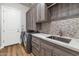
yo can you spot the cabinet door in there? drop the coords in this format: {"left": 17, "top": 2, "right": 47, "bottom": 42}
{"left": 36, "top": 3, "right": 48, "bottom": 22}
{"left": 53, "top": 46, "right": 74, "bottom": 56}
{"left": 50, "top": 4, "right": 58, "bottom": 20}
{"left": 40, "top": 41, "right": 53, "bottom": 56}
{"left": 32, "top": 6, "right": 37, "bottom": 30}
{"left": 26, "top": 5, "right": 37, "bottom": 30}
{"left": 32, "top": 36, "right": 40, "bottom": 45}
{"left": 32, "top": 41, "right": 40, "bottom": 56}
{"left": 40, "top": 46, "right": 52, "bottom": 56}
{"left": 31, "top": 9, "right": 34, "bottom": 30}
{"left": 26, "top": 10, "right": 31, "bottom": 30}
{"left": 69, "top": 4, "right": 79, "bottom": 18}
{"left": 26, "top": 10, "right": 32, "bottom": 30}
{"left": 32, "top": 41, "right": 40, "bottom": 51}
{"left": 32, "top": 46, "right": 40, "bottom": 56}
{"left": 61, "top": 3, "right": 69, "bottom": 19}
{"left": 32, "top": 36, "right": 40, "bottom": 56}
{"left": 37, "top": 4, "right": 41, "bottom": 22}
{"left": 40, "top": 3, "right": 47, "bottom": 21}
{"left": 26, "top": 12, "right": 29, "bottom": 30}
{"left": 51, "top": 4, "right": 69, "bottom": 20}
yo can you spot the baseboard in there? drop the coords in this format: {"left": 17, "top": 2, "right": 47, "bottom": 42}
{"left": 19, "top": 41, "right": 21, "bottom": 44}
{"left": 0, "top": 46, "right": 4, "bottom": 49}
{"left": 0, "top": 41, "right": 21, "bottom": 49}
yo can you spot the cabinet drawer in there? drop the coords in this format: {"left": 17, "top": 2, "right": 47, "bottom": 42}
{"left": 40, "top": 41, "right": 53, "bottom": 56}
{"left": 32, "top": 46, "right": 39, "bottom": 56}
{"left": 32, "top": 41, "right": 40, "bottom": 51}
{"left": 53, "top": 44, "right": 79, "bottom": 56}
{"left": 41, "top": 41, "right": 53, "bottom": 49}
{"left": 40, "top": 47, "right": 52, "bottom": 56}
{"left": 32, "top": 37, "right": 40, "bottom": 44}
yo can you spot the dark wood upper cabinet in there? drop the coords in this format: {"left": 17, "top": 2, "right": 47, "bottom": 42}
{"left": 36, "top": 4, "right": 41, "bottom": 22}
{"left": 50, "top": 3, "right": 79, "bottom": 21}
{"left": 36, "top": 3, "right": 49, "bottom": 23}
{"left": 26, "top": 5, "right": 37, "bottom": 31}
{"left": 69, "top": 4, "right": 79, "bottom": 18}
{"left": 41, "top": 3, "right": 48, "bottom": 21}
{"left": 32, "top": 6, "right": 37, "bottom": 30}
{"left": 50, "top": 4, "right": 70, "bottom": 20}
{"left": 26, "top": 3, "right": 49, "bottom": 30}
{"left": 26, "top": 3, "right": 79, "bottom": 31}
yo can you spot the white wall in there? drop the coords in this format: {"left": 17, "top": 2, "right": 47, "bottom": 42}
{"left": 1, "top": 3, "right": 29, "bottom": 31}
{"left": 0, "top": 4, "right": 1, "bottom": 47}
{"left": 0, "top": 3, "right": 29, "bottom": 48}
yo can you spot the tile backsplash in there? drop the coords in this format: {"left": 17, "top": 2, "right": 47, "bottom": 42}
{"left": 39, "top": 22, "right": 51, "bottom": 34}
{"left": 50, "top": 18, "right": 79, "bottom": 39}
{"left": 39, "top": 17, "right": 79, "bottom": 39}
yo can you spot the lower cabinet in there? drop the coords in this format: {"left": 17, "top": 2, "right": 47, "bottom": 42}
{"left": 53, "top": 46, "right": 74, "bottom": 56}
{"left": 32, "top": 36, "right": 79, "bottom": 56}
{"left": 40, "top": 47, "right": 52, "bottom": 56}
{"left": 32, "top": 46, "right": 40, "bottom": 56}
{"left": 32, "top": 36, "right": 40, "bottom": 56}
{"left": 40, "top": 41, "right": 53, "bottom": 56}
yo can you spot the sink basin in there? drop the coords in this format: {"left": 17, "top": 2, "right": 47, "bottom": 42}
{"left": 47, "top": 36, "right": 71, "bottom": 43}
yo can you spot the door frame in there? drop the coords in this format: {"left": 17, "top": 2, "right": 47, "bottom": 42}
{"left": 0, "top": 5, "right": 21, "bottom": 48}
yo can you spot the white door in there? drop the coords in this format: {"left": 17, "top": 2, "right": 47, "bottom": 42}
{"left": 2, "top": 6, "right": 21, "bottom": 47}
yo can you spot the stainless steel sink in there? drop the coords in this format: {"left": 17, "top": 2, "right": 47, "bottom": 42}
{"left": 47, "top": 36, "right": 71, "bottom": 43}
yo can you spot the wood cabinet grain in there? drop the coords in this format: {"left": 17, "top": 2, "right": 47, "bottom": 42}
{"left": 40, "top": 40, "right": 53, "bottom": 56}
{"left": 50, "top": 3, "right": 79, "bottom": 21}
{"left": 26, "top": 5, "right": 37, "bottom": 30}
{"left": 32, "top": 36, "right": 40, "bottom": 45}
{"left": 26, "top": 3, "right": 50, "bottom": 31}
{"left": 53, "top": 46, "right": 73, "bottom": 56}
{"left": 69, "top": 4, "right": 79, "bottom": 18}
{"left": 32, "top": 36, "right": 40, "bottom": 56}
{"left": 36, "top": 4, "right": 41, "bottom": 22}
{"left": 32, "top": 46, "right": 39, "bottom": 56}
{"left": 40, "top": 3, "right": 48, "bottom": 21}
{"left": 32, "top": 36, "right": 79, "bottom": 56}
{"left": 36, "top": 3, "right": 48, "bottom": 22}
{"left": 32, "top": 6, "right": 37, "bottom": 30}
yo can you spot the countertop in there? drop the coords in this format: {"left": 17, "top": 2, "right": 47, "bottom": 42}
{"left": 32, "top": 33, "right": 79, "bottom": 53}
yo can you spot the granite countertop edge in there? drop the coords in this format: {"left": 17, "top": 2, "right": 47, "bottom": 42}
{"left": 31, "top": 33, "right": 79, "bottom": 53}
